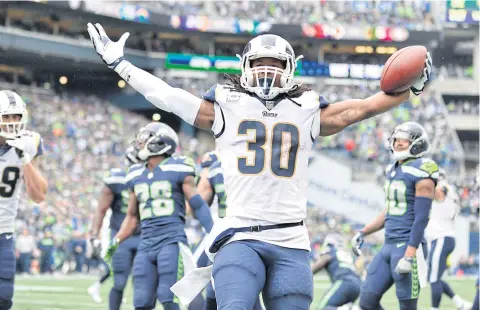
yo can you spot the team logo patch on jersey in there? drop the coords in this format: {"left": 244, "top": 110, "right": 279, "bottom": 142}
{"left": 226, "top": 94, "right": 240, "bottom": 104}
{"left": 262, "top": 111, "right": 278, "bottom": 118}
{"left": 265, "top": 101, "right": 275, "bottom": 110}
{"left": 420, "top": 161, "right": 438, "bottom": 175}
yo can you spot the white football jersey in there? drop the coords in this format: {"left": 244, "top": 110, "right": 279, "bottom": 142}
{"left": 209, "top": 84, "right": 328, "bottom": 250}
{"left": 425, "top": 182, "right": 459, "bottom": 241}
{"left": 0, "top": 130, "right": 43, "bottom": 235}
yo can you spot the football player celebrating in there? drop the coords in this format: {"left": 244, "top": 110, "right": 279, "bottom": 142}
{"left": 104, "top": 122, "right": 213, "bottom": 310}
{"left": 0, "top": 90, "right": 47, "bottom": 310}
{"left": 88, "top": 143, "right": 142, "bottom": 308}
{"left": 88, "top": 22, "right": 431, "bottom": 309}
{"left": 352, "top": 122, "right": 438, "bottom": 310}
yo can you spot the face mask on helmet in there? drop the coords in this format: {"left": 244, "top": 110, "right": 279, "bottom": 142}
{"left": 239, "top": 35, "right": 303, "bottom": 100}
{"left": 124, "top": 142, "right": 141, "bottom": 166}
{"left": 389, "top": 124, "right": 429, "bottom": 161}
{"left": 0, "top": 91, "right": 28, "bottom": 139}
{"left": 136, "top": 123, "right": 179, "bottom": 161}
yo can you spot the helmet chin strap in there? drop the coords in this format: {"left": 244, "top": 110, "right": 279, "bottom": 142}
{"left": 393, "top": 150, "right": 411, "bottom": 161}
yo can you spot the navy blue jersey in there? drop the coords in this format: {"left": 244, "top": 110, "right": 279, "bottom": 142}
{"left": 207, "top": 161, "right": 226, "bottom": 218}
{"left": 324, "top": 245, "right": 359, "bottom": 282}
{"left": 384, "top": 158, "right": 439, "bottom": 243}
{"left": 125, "top": 156, "right": 196, "bottom": 251}
{"left": 103, "top": 168, "right": 141, "bottom": 234}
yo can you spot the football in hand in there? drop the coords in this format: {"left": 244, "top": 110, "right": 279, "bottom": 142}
{"left": 380, "top": 45, "right": 427, "bottom": 94}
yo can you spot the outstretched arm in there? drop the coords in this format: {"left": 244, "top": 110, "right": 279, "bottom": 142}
{"left": 87, "top": 22, "right": 215, "bottom": 129}
{"left": 319, "top": 53, "right": 432, "bottom": 136}
{"left": 320, "top": 90, "right": 410, "bottom": 136}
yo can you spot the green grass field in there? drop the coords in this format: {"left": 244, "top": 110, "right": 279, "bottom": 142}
{"left": 12, "top": 274, "right": 477, "bottom": 309}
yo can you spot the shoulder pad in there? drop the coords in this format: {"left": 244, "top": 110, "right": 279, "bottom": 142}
{"left": 418, "top": 158, "right": 439, "bottom": 176}
{"left": 402, "top": 158, "right": 439, "bottom": 179}
{"left": 174, "top": 156, "right": 196, "bottom": 169}
{"left": 203, "top": 84, "right": 227, "bottom": 103}
{"left": 385, "top": 162, "right": 395, "bottom": 176}
{"left": 108, "top": 168, "right": 125, "bottom": 176}
{"left": 161, "top": 156, "right": 195, "bottom": 173}
{"left": 125, "top": 164, "right": 144, "bottom": 183}
{"left": 298, "top": 90, "right": 330, "bottom": 110}
{"left": 103, "top": 168, "right": 126, "bottom": 185}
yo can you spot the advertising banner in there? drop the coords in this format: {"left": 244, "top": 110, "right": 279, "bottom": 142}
{"left": 307, "top": 153, "right": 385, "bottom": 225}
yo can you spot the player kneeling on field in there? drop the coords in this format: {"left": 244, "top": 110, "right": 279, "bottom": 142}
{"left": 312, "top": 234, "right": 361, "bottom": 310}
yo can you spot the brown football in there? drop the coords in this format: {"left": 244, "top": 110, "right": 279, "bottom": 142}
{"left": 380, "top": 45, "right": 427, "bottom": 94}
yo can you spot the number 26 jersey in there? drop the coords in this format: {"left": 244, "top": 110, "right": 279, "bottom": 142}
{"left": 205, "top": 84, "right": 329, "bottom": 250}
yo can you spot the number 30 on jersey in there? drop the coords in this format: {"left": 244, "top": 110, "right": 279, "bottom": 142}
{"left": 237, "top": 120, "right": 299, "bottom": 178}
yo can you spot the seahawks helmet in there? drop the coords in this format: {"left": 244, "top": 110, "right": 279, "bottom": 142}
{"left": 136, "top": 122, "right": 179, "bottom": 161}
{"left": 239, "top": 34, "right": 303, "bottom": 100}
{"left": 389, "top": 122, "right": 429, "bottom": 161}
{"left": 0, "top": 90, "right": 28, "bottom": 139}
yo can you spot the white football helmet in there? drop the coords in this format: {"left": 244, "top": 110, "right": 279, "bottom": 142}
{"left": 0, "top": 90, "right": 28, "bottom": 139}
{"left": 238, "top": 34, "right": 303, "bottom": 100}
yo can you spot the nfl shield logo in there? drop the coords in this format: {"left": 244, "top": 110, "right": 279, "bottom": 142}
{"left": 266, "top": 101, "right": 274, "bottom": 110}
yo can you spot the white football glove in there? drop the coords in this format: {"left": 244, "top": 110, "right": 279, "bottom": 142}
{"left": 351, "top": 231, "right": 364, "bottom": 256}
{"left": 87, "top": 22, "right": 130, "bottom": 72}
{"left": 89, "top": 238, "right": 102, "bottom": 259}
{"left": 395, "top": 256, "right": 414, "bottom": 274}
{"left": 6, "top": 136, "right": 32, "bottom": 164}
{"left": 410, "top": 52, "right": 432, "bottom": 96}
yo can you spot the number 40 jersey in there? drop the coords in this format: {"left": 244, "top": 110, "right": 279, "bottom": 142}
{"left": 205, "top": 84, "right": 329, "bottom": 250}
{"left": 0, "top": 130, "right": 43, "bottom": 235}
{"left": 384, "top": 158, "right": 439, "bottom": 243}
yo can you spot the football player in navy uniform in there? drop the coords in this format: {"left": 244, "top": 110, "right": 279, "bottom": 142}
{"left": 351, "top": 122, "right": 439, "bottom": 310}
{"left": 312, "top": 234, "right": 361, "bottom": 310}
{"left": 88, "top": 144, "right": 141, "bottom": 308}
{"left": 105, "top": 122, "right": 214, "bottom": 310}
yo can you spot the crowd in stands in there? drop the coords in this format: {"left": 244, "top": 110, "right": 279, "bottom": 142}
{"left": 135, "top": 0, "right": 439, "bottom": 29}
{"left": 445, "top": 97, "right": 479, "bottom": 115}
{"left": 436, "top": 64, "right": 476, "bottom": 80}
{"left": 6, "top": 72, "right": 477, "bottom": 274}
